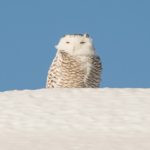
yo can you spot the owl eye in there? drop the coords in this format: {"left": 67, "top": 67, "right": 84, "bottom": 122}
{"left": 80, "top": 41, "right": 86, "bottom": 44}
{"left": 66, "top": 41, "right": 70, "bottom": 44}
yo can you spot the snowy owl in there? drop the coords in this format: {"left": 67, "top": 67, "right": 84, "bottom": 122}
{"left": 46, "top": 34, "right": 102, "bottom": 88}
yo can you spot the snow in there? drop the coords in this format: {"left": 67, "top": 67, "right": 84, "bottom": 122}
{"left": 0, "top": 88, "right": 150, "bottom": 150}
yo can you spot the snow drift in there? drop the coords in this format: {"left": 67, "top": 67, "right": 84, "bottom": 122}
{"left": 0, "top": 88, "right": 150, "bottom": 150}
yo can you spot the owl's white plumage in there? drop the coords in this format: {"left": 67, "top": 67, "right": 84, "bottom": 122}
{"left": 55, "top": 34, "right": 95, "bottom": 56}
{"left": 46, "top": 34, "right": 102, "bottom": 88}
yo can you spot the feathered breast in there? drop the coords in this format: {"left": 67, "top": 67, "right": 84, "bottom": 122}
{"left": 46, "top": 51, "right": 102, "bottom": 88}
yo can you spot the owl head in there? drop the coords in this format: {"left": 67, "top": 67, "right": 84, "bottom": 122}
{"left": 55, "top": 34, "right": 96, "bottom": 56}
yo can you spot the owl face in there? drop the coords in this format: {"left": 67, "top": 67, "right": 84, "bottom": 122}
{"left": 55, "top": 34, "right": 96, "bottom": 56}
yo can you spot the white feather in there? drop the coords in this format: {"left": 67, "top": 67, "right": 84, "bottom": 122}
{"left": 55, "top": 34, "right": 96, "bottom": 56}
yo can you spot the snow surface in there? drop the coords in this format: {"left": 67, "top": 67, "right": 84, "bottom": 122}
{"left": 0, "top": 88, "right": 150, "bottom": 150}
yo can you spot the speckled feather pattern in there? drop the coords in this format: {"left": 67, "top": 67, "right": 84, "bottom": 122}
{"left": 46, "top": 51, "right": 102, "bottom": 88}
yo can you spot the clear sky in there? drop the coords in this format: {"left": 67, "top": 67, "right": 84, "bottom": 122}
{"left": 0, "top": 0, "right": 150, "bottom": 91}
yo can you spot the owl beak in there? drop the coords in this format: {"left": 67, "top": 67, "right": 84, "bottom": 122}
{"left": 73, "top": 46, "right": 75, "bottom": 52}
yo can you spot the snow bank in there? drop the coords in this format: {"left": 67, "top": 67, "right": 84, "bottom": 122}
{"left": 0, "top": 88, "right": 150, "bottom": 150}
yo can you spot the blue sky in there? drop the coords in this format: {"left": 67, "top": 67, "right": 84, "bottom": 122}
{"left": 0, "top": 0, "right": 150, "bottom": 91}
